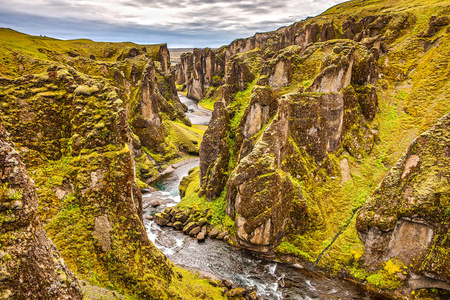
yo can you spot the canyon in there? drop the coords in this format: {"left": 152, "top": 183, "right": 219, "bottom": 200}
{"left": 1, "top": 0, "right": 450, "bottom": 299}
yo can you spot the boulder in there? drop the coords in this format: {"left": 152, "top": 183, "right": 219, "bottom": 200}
{"left": 149, "top": 199, "right": 161, "bottom": 207}
{"left": 176, "top": 211, "right": 189, "bottom": 224}
{"left": 197, "top": 227, "right": 207, "bottom": 242}
{"left": 216, "top": 231, "right": 227, "bottom": 240}
{"left": 183, "top": 222, "right": 198, "bottom": 234}
{"left": 189, "top": 226, "right": 202, "bottom": 237}
{"left": 173, "top": 221, "right": 183, "bottom": 230}
{"left": 220, "top": 279, "right": 233, "bottom": 289}
{"left": 226, "top": 287, "right": 246, "bottom": 297}
{"left": 154, "top": 213, "right": 169, "bottom": 226}
{"left": 209, "top": 227, "right": 220, "bottom": 238}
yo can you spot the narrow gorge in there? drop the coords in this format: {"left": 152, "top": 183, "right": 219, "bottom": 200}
{"left": 1, "top": 0, "right": 450, "bottom": 299}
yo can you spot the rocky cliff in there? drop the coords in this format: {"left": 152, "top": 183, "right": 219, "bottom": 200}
{"left": 357, "top": 113, "right": 450, "bottom": 295}
{"left": 0, "top": 120, "right": 83, "bottom": 300}
{"left": 174, "top": 0, "right": 450, "bottom": 298}
{"left": 215, "top": 40, "right": 379, "bottom": 253}
{"left": 0, "top": 29, "right": 226, "bottom": 299}
{"left": 174, "top": 7, "right": 386, "bottom": 102}
{"left": 174, "top": 47, "right": 227, "bottom": 101}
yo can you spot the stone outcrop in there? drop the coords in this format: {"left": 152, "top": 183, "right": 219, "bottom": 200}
{"left": 233, "top": 84, "right": 277, "bottom": 162}
{"left": 199, "top": 101, "right": 230, "bottom": 201}
{"left": 357, "top": 113, "right": 450, "bottom": 294}
{"left": 226, "top": 99, "right": 307, "bottom": 253}
{"left": 173, "top": 48, "right": 226, "bottom": 101}
{"left": 419, "top": 15, "right": 450, "bottom": 38}
{"left": 0, "top": 120, "right": 83, "bottom": 299}
{"left": 171, "top": 4, "right": 450, "bottom": 299}
{"left": 130, "top": 61, "right": 168, "bottom": 152}
{"left": 154, "top": 206, "right": 230, "bottom": 244}
{"left": 220, "top": 40, "right": 379, "bottom": 253}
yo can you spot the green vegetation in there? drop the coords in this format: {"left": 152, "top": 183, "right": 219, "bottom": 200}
{"left": 178, "top": 167, "right": 233, "bottom": 232}
{"left": 199, "top": 97, "right": 216, "bottom": 111}
{"left": 0, "top": 183, "right": 23, "bottom": 202}
{"left": 0, "top": 28, "right": 225, "bottom": 299}
{"left": 174, "top": 1, "right": 450, "bottom": 298}
{"left": 3, "top": 0, "right": 450, "bottom": 298}
{"left": 0, "top": 28, "right": 161, "bottom": 78}
{"left": 166, "top": 121, "right": 206, "bottom": 154}
{"left": 366, "top": 259, "right": 407, "bottom": 290}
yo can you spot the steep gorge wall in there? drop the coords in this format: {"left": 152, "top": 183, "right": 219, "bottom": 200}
{"left": 0, "top": 33, "right": 225, "bottom": 299}
{"left": 0, "top": 120, "right": 83, "bottom": 300}
{"left": 0, "top": 60, "right": 175, "bottom": 297}
{"left": 357, "top": 113, "right": 450, "bottom": 295}
{"left": 198, "top": 40, "right": 379, "bottom": 253}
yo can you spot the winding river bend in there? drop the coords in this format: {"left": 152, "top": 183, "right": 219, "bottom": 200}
{"left": 143, "top": 95, "right": 385, "bottom": 300}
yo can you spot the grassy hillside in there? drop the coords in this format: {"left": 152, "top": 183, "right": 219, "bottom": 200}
{"left": 0, "top": 28, "right": 163, "bottom": 78}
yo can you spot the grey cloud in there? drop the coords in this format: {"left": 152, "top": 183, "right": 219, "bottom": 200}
{"left": 0, "top": 0, "right": 346, "bottom": 47}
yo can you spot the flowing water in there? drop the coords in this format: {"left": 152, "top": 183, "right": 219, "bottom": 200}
{"left": 179, "top": 94, "right": 212, "bottom": 126}
{"left": 143, "top": 95, "right": 386, "bottom": 300}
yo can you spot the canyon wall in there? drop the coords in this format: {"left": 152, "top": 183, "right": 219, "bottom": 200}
{"left": 357, "top": 113, "right": 450, "bottom": 295}
{"left": 174, "top": 14, "right": 388, "bottom": 101}
{"left": 175, "top": 1, "right": 450, "bottom": 298}
{"left": 0, "top": 30, "right": 224, "bottom": 299}
{"left": 0, "top": 120, "right": 83, "bottom": 300}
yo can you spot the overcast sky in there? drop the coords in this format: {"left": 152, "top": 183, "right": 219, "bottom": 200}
{"left": 0, "top": 0, "right": 346, "bottom": 48}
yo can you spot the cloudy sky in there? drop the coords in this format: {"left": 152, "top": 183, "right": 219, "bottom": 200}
{"left": 0, "top": 0, "right": 346, "bottom": 47}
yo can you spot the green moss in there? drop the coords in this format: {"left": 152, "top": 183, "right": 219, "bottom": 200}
{"left": 0, "top": 28, "right": 163, "bottom": 79}
{"left": 177, "top": 167, "right": 233, "bottom": 231}
{"left": 229, "top": 78, "right": 258, "bottom": 131}
{"left": 136, "top": 178, "right": 148, "bottom": 189}
{"left": 276, "top": 241, "right": 314, "bottom": 261}
{"left": 0, "top": 184, "right": 23, "bottom": 201}
{"left": 167, "top": 267, "right": 227, "bottom": 300}
{"left": 198, "top": 97, "right": 215, "bottom": 111}
{"left": 366, "top": 259, "right": 406, "bottom": 290}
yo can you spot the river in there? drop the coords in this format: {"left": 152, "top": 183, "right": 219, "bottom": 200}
{"left": 179, "top": 94, "right": 212, "bottom": 126}
{"left": 142, "top": 95, "right": 385, "bottom": 300}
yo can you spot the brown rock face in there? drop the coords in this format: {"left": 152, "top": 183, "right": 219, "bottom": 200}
{"left": 234, "top": 85, "right": 277, "bottom": 162}
{"left": 222, "top": 41, "right": 378, "bottom": 253}
{"left": 199, "top": 102, "right": 230, "bottom": 201}
{"left": 420, "top": 15, "right": 450, "bottom": 37}
{"left": 226, "top": 99, "right": 307, "bottom": 252}
{"left": 0, "top": 120, "right": 83, "bottom": 300}
{"left": 0, "top": 58, "right": 177, "bottom": 296}
{"left": 320, "top": 22, "right": 336, "bottom": 42}
{"left": 357, "top": 114, "right": 450, "bottom": 293}
{"left": 175, "top": 48, "right": 226, "bottom": 101}
{"left": 157, "top": 44, "right": 171, "bottom": 73}
{"left": 131, "top": 62, "right": 166, "bottom": 152}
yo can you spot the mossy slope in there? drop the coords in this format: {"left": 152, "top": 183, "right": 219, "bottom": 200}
{"left": 0, "top": 30, "right": 225, "bottom": 299}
